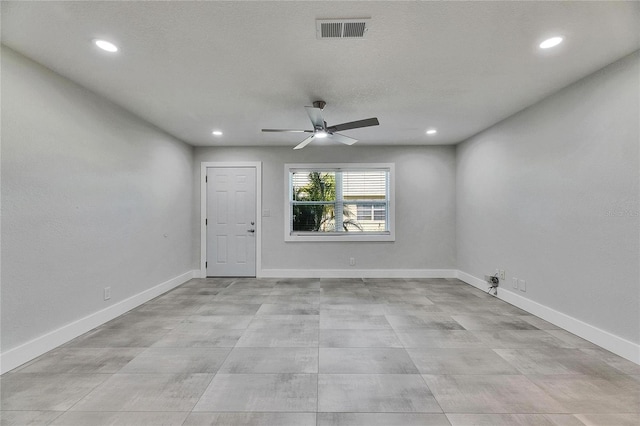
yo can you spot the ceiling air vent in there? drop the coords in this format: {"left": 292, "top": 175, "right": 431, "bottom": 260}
{"left": 316, "top": 19, "right": 370, "bottom": 39}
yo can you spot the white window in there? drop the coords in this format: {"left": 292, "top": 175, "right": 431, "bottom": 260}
{"left": 357, "top": 204, "right": 387, "bottom": 221}
{"left": 285, "top": 163, "right": 395, "bottom": 242}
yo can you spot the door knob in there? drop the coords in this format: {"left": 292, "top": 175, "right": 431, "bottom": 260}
{"left": 247, "top": 229, "right": 255, "bottom": 233}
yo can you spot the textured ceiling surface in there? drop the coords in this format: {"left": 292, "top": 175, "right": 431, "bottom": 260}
{"left": 2, "top": 1, "right": 639, "bottom": 147}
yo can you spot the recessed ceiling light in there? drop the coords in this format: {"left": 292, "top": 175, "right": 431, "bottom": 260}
{"left": 539, "top": 36, "right": 563, "bottom": 49}
{"left": 212, "top": 130, "right": 223, "bottom": 136}
{"left": 426, "top": 129, "right": 437, "bottom": 135}
{"left": 93, "top": 39, "right": 118, "bottom": 53}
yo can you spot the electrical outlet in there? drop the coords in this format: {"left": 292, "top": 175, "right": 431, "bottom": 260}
{"left": 103, "top": 287, "right": 111, "bottom": 301}
{"left": 349, "top": 257, "right": 356, "bottom": 266}
{"left": 499, "top": 270, "right": 506, "bottom": 280}
{"left": 519, "top": 279, "right": 526, "bottom": 292}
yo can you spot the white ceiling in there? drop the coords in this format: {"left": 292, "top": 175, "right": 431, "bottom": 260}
{"left": 2, "top": 1, "right": 639, "bottom": 147}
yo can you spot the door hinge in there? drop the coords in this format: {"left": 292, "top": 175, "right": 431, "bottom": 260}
{"left": 205, "top": 219, "right": 208, "bottom": 226}
{"left": 205, "top": 261, "right": 207, "bottom": 268}
{"left": 205, "top": 176, "right": 208, "bottom": 183}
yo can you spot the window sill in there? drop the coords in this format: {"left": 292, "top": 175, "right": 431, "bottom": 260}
{"left": 285, "top": 232, "right": 395, "bottom": 242}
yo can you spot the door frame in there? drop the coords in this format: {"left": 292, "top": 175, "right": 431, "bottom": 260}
{"left": 200, "top": 161, "right": 262, "bottom": 278}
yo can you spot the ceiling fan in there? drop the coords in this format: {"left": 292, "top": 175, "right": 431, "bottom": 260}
{"left": 262, "top": 101, "right": 380, "bottom": 150}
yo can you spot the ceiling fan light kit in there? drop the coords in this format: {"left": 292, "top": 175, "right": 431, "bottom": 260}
{"left": 262, "top": 101, "right": 379, "bottom": 150}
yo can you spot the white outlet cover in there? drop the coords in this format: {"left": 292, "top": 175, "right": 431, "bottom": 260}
{"left": 512, "top": 277, "right": 518, "bottom": 289}
{"left": 519, "top": 279, "right": 526, "bottom": 292}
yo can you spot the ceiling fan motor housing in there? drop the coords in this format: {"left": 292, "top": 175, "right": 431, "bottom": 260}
{"left": 312, "top": 100, "right": 326, "bottom": 110}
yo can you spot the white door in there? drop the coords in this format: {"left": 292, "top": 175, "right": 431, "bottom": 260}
{"left": 206, "top": 167, "right": 256, "bottom": 277}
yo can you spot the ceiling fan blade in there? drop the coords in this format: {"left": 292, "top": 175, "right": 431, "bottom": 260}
{"left": 293, "top": 135, "right": 315, "bottom": 150}
{"left": 327, "top": 117, "right": 379, "bottom": 132}
{"left": 262, "top": 129, "right": 313, "bottom": 133}
{"left": 304, "top": 106, "right": 325, "bottom": 128}
{"left": 330, "top": 133, "right": 358, "bottom": 146}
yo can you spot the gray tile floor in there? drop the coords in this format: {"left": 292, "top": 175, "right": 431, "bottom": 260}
{"left": 2, "top": 277, "right": 639, "bottom": 426}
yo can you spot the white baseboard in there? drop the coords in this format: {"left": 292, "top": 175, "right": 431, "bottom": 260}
{"left": 0, "top": 270, "right": 198, "bottom": 374}
{"left": 259, "top": 269, "right": 457, "bottom": 279}
{"left": 456, "top": 270, "right": 640, "bottom": 365}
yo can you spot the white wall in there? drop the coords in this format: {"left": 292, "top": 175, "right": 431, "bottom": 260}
{"left": 0, "top": 48, "right": 195, "bottom": 364}
{"left": 456, "top": 52, "right": 639, "bottom": 348}
{"left": 194, "top": 145, "right": 456, "bottom": 275}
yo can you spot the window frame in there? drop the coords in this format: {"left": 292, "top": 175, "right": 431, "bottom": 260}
{"left": 284, "top": 163, "right": 395, "bottom": 242}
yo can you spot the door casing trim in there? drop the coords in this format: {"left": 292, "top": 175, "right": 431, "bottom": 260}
{"left": 200, "top": 162, "right": 262, "bottom": 278}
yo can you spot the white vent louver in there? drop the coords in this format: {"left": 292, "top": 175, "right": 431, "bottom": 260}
{"left": 316, "top": 19, "right": 370, "bottom": 39}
